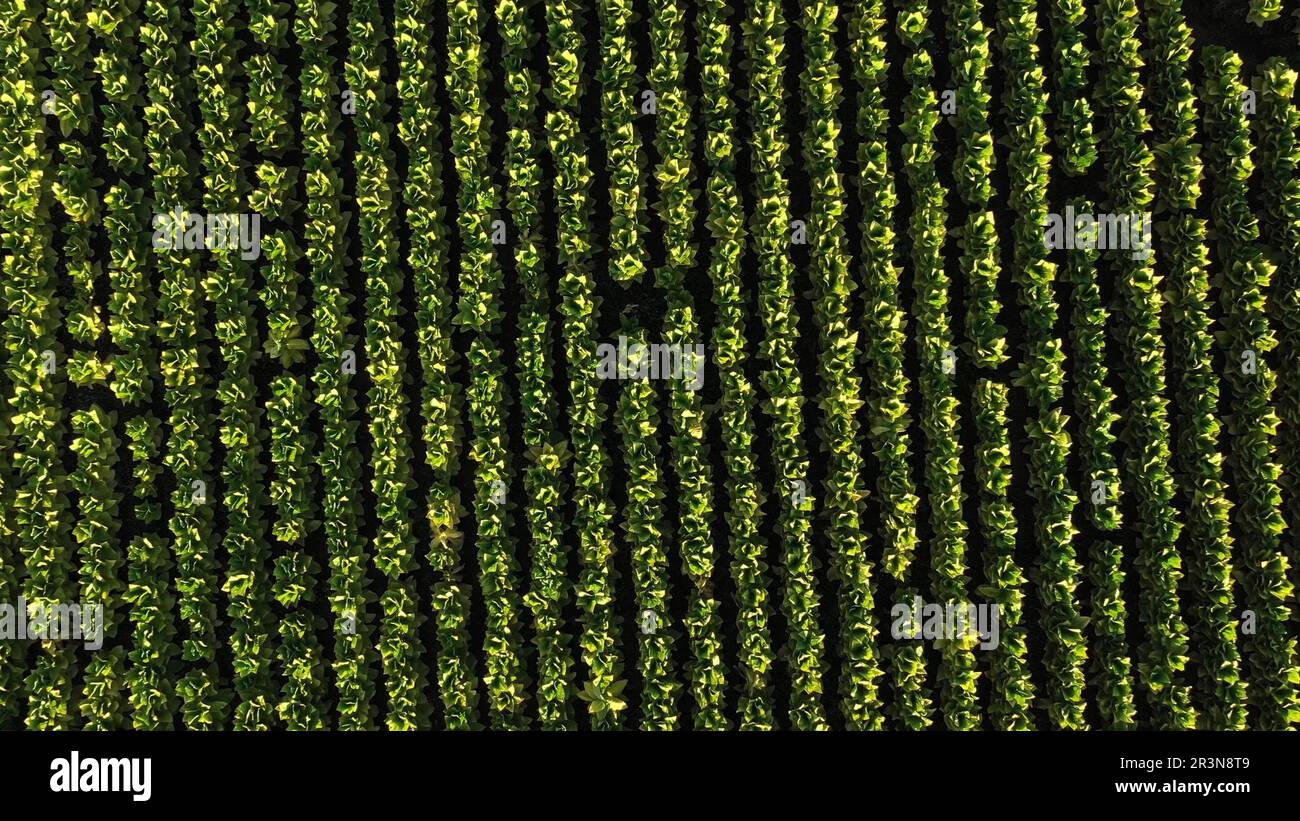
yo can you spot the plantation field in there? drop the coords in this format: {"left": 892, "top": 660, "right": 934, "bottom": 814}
{"left": 2, "top": 0, "right": 1300, "bottom": 731}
